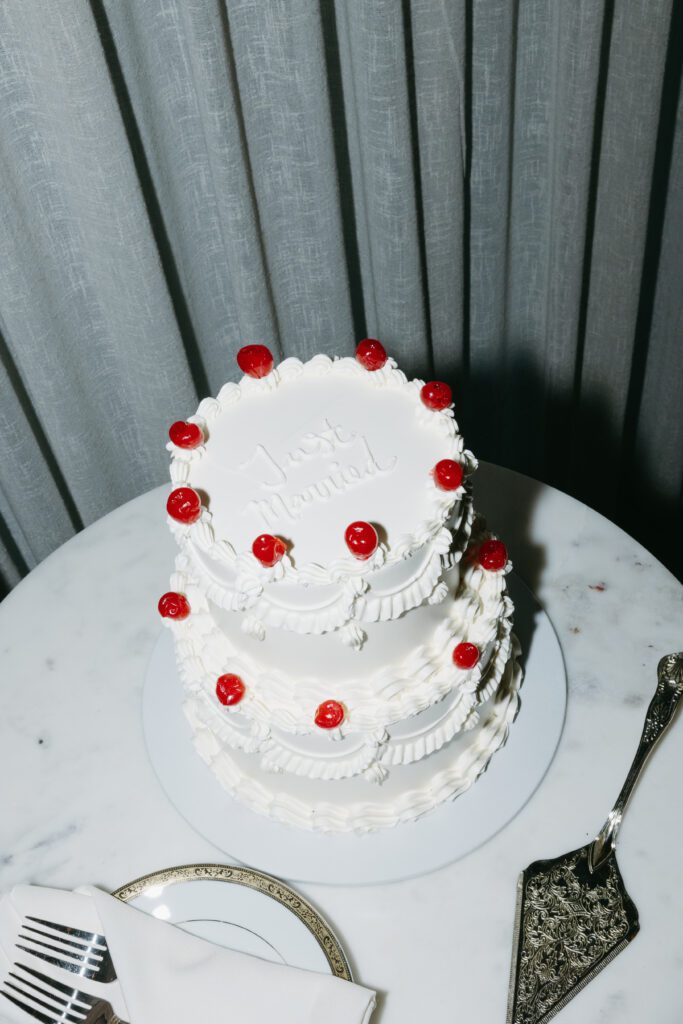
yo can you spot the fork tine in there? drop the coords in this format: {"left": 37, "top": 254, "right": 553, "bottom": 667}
{"left": 25, "top": 917, "right": 107, "bottom": 949}
{"left": 19, "top": 931, "right": 103, "bottom": 964}
{"left": 1, "top": 988, "right": 57, "bottom": 1024}
{"left": 18, "top": 936, "right": 101, "bottom": 969}
{"left": 10, "top": 972, "right": 92, "bottom": 1012}
{"left": 4, "top": 980, "right": 85, "bottom": 1023}
{"left": 9, "top": 972, "right": 70, "bottom": 1008}
{"left": 16, "top": 944, "right": 100, "bottom": 979}
{"left": 22, "top": 925, "right": 104, "bottom": 957}
{"left": 14, "top": 964, "right": 94, "bottom": 1006}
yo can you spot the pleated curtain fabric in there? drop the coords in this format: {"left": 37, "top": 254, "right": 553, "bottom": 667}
{"left": 0, "top": 0, "right": 681, "bottom": 596}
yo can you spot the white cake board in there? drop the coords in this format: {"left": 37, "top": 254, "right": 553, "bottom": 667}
{"left": 143, "top": 575, "right": 566, "bottom": 885}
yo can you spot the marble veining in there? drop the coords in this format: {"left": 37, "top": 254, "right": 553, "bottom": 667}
{"left": 1, "top": 463, "right": 683, "bottom": 1024}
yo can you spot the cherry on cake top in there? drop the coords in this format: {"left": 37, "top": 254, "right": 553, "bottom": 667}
{"left": 421, "top": 380, "right": 452, "bottom": 411}
{"left": 237, "top": 344, "right": 274, "bottom": 378}
{"left": 168, "top": 421, "right": 204, "bottom": 449}
{"left": 167, "top": 486, "right": 202, "bottom": 524}
{"left": 168, "top": 349, "right": 464, "bottom": 568}
{"left": 355, "top": 338, "right": 388, "bottom": 371}
{"left": 252, "top": 533, "right": 287, "bottom": 567}
{"left": 344, "top": 521, "right": 379, "bottom": 560}
{"left": 432, "top": 459, "right": 463, "bottom": 491}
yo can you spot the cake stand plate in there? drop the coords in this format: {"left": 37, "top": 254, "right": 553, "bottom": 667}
{"left": 143, "top": 575, "right": 566, "bottom": 885}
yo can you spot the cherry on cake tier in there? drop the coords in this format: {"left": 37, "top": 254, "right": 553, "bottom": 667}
{"left": 236, "top": 344, "right": 274, "bottom": 379}
{"left": 315, "top": 700, "right": 345, "bottom": 729}
{"left": 453, "top": 642, "right": 480, "bottom": 669}
{"left": 478, "top": 539, "right": 508, "bottom": 571}
{"left": 421, "top": 381, "right": 452, "bottom": 411}
{"left": 157, "top": 592, "right": 191, "bottom": 620}
{"left": 355, "top": 338, "right": 387, "bottom": 371}
{"left": 216, "top": 674, "right": 246, "bottom": 707}
{"left": 433, "top": 459, "right": 464, "bottom": 491}
{"left": 166, "top": 487, "right": 202, "bottom": 524}
{"left": 344, "top": 521, "right": 379, "bottom": 560}
{"left": 168, "top": 421, "right": 204, "bottom": 449}
{"left": 252, "top": 534, "right": 287, "bottom": 568}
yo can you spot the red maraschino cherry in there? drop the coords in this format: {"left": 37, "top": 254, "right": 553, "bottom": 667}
{"left": 157, "top": 592, "right": 191, "bottom": 620}
{"left": 433, "top": 459, "right": 464, "bottom": 491}
{"left": 344, "top": 521, "right": 378, "bottom": 560}
{"left": 216, "top": 674, "right": 246, "bottom": 707}
{"left": 315, "top": 700, "right": 345, "bottom": 729}
{"left": 453, "top": 642, "right": 480, "bottom": 669}
{"left": 478, "top": 539, "right": 508, "bottom": 571}
{"left": 166, "top": 487, "right": 202, "bottom": 524}
{"left": 356, "top": 338, "right": 387, "bottom": 371}
{"left": 237, "top": 344, "right": 274, "bottom": 379}
{"left": 168, "top": 421, "right": 204, "bottom": 449}
{"left": 421, "top": 381, "right": 452, "bottom": 411}
{"left": 252, "top": 534, "right": 287, "bottom": 568}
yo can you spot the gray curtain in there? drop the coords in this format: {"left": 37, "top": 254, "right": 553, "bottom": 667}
{"left": 0, "top": 0, "right": 681, "bottom": 597}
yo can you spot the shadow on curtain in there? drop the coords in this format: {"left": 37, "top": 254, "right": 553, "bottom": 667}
{"left": 0, "top": 0, "right": 681, "bottom": 597}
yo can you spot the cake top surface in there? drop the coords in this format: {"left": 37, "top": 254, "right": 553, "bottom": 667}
{"left": 168, "top": 349, "right": 467, "bottom": 573}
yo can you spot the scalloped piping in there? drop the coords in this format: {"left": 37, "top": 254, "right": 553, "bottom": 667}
{"left": 187, "top": 702, "right": 269, "bottom": 756}
{"left": 184, "top": 637, "right": 522, "bottom": 833}
{"left": 175, "top": 492, "right": 475, "bottom": 639}
{"left": 259, "top": 735, "right": 380, "bottom": 782}
{"left": 181, "top": 583, "right": 513, "bottom": 783}
{"left": 169, "top": 525, "right": 511, "bottom": 736}
{"left": 167, "top": 353, "right": 477, "bottom": 585}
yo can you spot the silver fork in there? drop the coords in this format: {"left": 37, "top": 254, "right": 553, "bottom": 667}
{"left": 15, "top": 916, "right": 117, "bottom": 982}
{"left": 0, "top": 963, "right": 128, "bottom": 1023}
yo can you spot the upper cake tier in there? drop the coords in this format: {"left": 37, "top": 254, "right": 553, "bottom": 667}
{"left": 166, "top": 343, "right": 474, "bottom": 640}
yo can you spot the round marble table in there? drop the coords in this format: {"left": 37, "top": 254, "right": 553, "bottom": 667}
{"left": 1, "top": 463, "right": 682, "bottom": 1023}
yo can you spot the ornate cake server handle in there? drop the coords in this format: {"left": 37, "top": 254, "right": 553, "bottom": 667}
{"left": 588, "top": 651, "right": 683, "bottom": 873}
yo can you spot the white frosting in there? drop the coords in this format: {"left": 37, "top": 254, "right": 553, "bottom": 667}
{"left": 164, "top": 348, "right": 521, "bottom": 832}
{"left": 173, "top": 526, "right": 514, "bottom": 786}
{"left": 179, "top": 495, "right": 474, "bottom": 639}
{"left": 168, "top": 355, "right": 476, "bottom": 636}
{"left": 182, "top": 639, "right": 522, "bottom": 833}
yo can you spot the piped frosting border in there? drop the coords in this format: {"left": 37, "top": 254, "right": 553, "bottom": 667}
{"left": 183, "top": 637, "right": 522, "bottom": 833}
{"left": 168, "top": 354, "right": 475, "bottom": 584}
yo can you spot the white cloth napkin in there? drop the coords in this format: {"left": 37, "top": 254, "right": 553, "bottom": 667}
{"left": 0, "top": 885, "right": 375, "bottom": 1024}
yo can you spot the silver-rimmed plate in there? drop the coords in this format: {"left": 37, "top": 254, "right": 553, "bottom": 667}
{"left": 113, "top": 863, "right": 352, "bottom": 980}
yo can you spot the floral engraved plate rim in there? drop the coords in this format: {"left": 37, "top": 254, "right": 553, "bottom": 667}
{"left": 507, "top": 845, "right": 639, "bottom": 1024}
{"left": 112, "top": 862, "right": 353, "bottom": 981}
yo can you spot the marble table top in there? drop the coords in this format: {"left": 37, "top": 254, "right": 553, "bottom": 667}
{"left": 1, "top": 462, "right": 682, "bottom": 1023}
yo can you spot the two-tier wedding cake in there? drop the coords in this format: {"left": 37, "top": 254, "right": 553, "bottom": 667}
{"left": 158, "top": 340, "right": 522, "bottom": 832}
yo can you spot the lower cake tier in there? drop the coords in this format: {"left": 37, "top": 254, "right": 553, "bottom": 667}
{"left": 183, "top": 638, "right": 522, "bottom": 833}
{"left": 168, "top": 517, "right": 520, "bottom": 831}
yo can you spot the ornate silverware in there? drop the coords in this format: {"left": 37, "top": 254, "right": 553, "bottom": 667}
{"left": 507, "top": 651, "right": 683, "bottom": 1024}
{"left": 16, "top": 915, "right": 117, "bottom": 982}
{"left": 1, "top": 962, "right": 127, "bottom": 1023}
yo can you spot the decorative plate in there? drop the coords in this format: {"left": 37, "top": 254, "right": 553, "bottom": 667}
{"left": 113, "top": 863, "right": 351, "bottom": 980}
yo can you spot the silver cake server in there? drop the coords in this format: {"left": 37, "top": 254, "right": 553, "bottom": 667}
{"left": 507, "top": 651, "right": 683, "bottom": 1024}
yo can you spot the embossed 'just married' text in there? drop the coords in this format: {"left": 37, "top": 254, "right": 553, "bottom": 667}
{"left": 240, "top": 418, "right": 397, "bottom": 525}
